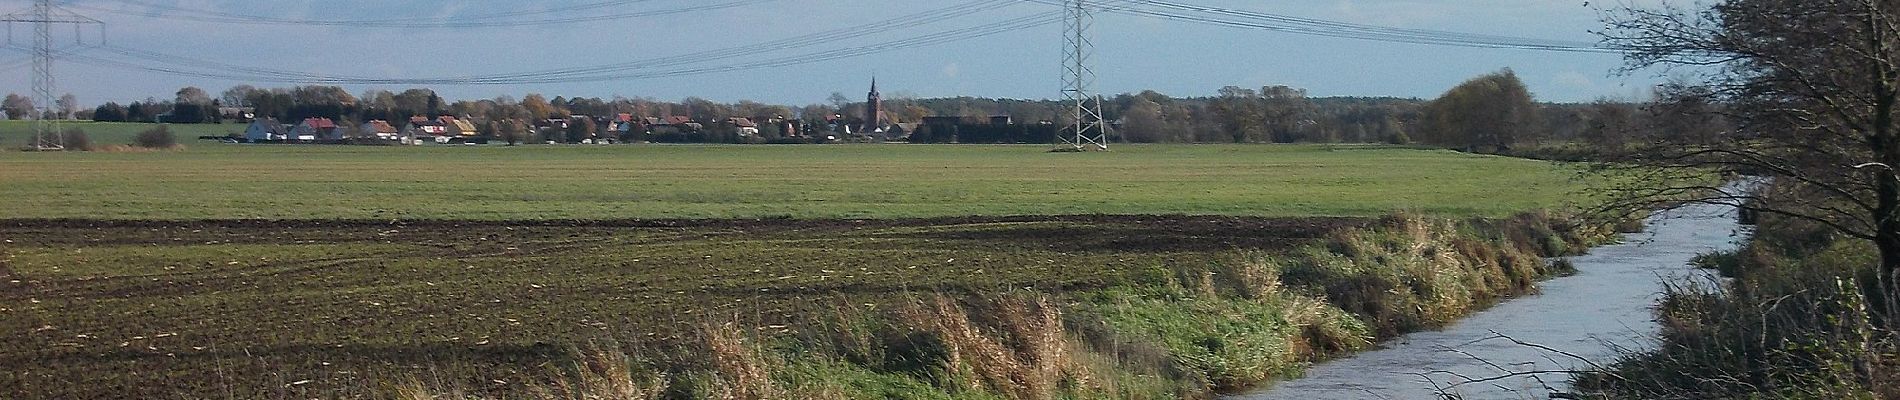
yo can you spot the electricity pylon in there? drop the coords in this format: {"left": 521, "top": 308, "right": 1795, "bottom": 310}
{"left": 3, "top": 0, "right": 100, "bottom": 151}
{"left": 1060, "top": 0, "right": 1109, "bottom": 151}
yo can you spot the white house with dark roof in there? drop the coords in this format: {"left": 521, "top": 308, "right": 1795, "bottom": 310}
{"left": 243, "top": 118, "right": 288, "bottom": 142}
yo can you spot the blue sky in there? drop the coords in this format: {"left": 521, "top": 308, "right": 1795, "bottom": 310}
{"left": 0, "top": 0, "right": 1669, "bottom": 107}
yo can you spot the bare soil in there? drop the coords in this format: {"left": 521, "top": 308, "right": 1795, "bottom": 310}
{"left": 0, "top": 215, "right": 1368, "bottom": 399}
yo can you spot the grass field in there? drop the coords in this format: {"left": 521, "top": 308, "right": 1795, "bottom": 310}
{"left": 0, "top": 124, "right": 1587, "bottom": 220}
{"left": 0, "top": 120, "right": 242, "bottom": 145}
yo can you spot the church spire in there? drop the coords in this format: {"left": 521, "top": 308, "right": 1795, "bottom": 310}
{"left": 865, "top": 76, "right": 884, "bottom": 131}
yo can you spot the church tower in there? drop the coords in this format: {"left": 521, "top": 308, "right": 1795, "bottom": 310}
{"left": 865, "top": 77, "right": 884, "bottom": 132}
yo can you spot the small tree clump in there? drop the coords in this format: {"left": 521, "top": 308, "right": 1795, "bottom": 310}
{"left": 58, "top": 127, "right": 91, "bottom": 151}
{"left": 1386, "top": 129, "right": 1411, "bottom": 145}
{"left": 133, "top": 125, "right": 177, "bottom": 149}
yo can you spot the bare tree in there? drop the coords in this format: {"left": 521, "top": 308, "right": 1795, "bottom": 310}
{"left": 1122, "top": 96, "right": 1166, "bottom": 143}
{"left": 1212, "top": 86, "right": 1263, "bottom": 143}
{"left": 55, "top": 93, "right": 77, "bottom": 120}
{"left": 175, "top": 86, "right": 213, "bottom": 105}
{"left": 221, "top": 85, "right": 258, "bottom": 107}
{"left": 2, "top": 93, "right": 33, "bottom": 120}
{"left": 1597, "top": 0, "right": 1900, "bottom": 314}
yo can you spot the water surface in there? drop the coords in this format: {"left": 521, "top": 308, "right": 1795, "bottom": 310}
{"left": 1236, "top": 204, "right": 1743, "bottom": 399}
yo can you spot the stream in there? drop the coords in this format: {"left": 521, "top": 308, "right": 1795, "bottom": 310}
{"left": 1234, "top": 203, "right": 1746, "bottom": 400}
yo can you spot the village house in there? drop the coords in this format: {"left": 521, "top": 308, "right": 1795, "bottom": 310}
{"left": 726, "top": 117, "right": 760, "bottom": 136}
{"left": 401, "top": 116, "right": 481, "bottom": 144}
{"left": 769, "top": 116, "right": 801, "bottom": 138}
{"left": 664, "top": 116, "right": 701, "bottom": 130}
{"left": 440, "top": 116, "right": 478, "bottom": 136}
{"left": 291, "top": 118, "right": 341, "bottom": 141}
{"left": 360, "top": 120, "right": 400, "bottom": 139}
{"left": 243, "top": 117, "right": 289, "bottom": 142}
{"left": 606, "top": 113, "right": 635, "bottom": 138}
{"left": 401, "top": 116, "right": 448, "bottom": 144}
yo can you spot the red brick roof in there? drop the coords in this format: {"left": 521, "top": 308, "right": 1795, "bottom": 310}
{"left": 364, "top": 120, "right": 398, "bottom": 133}
{"left": 302, "top": 118, "right": 337, "bottom": 129}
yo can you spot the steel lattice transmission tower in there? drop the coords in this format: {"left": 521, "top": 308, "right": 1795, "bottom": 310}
{"left": 3, "top": 0, "right": 100, "bottom": 151}
{"left": 1060, "top": 0, "right": 1109, "bottom": 151}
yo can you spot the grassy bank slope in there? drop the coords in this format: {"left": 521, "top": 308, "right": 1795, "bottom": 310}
{"left": 0, "top": 143, "right": 1581, "bottom": 220}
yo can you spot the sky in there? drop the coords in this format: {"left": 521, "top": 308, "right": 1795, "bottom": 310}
{"left": 0, "top": 0, "right": 1674, "bottom": 107}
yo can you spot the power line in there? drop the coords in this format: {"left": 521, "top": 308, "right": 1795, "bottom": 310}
{"left": 74, "top": 0, "right": 670, "bottom": 24}
{"left": 1024, "top": 0, "right": 1615, "bottom": 53}
{"left": 362, "top": 0, "right": 1025, "bottom": 84}
{"left": 64, "top": 0, "right": 1068, "bottom": 85}
{"left": 67, "top": 11, "right": 1066, "bottom": 84}
{"left": 66, "top": 0, "right": 785, "bottom": 28}
{"left": 39, "top": 0, "right": 1622, "bottom": 93}
{"left": 59, "top": 0, "right": 1024, "bottom": 84}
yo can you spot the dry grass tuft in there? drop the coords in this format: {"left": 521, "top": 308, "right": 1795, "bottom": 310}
{"left": 533, "top": 344, "right": 665, "bottom": 400}
{"left": 704, "top": 322, "right": 785, "bottom": 400}
{"left": 89, "top": 144, "right": 184, "bottom": 153}
{"left": 897, "top": 294, "right": 1079, "bottom": 400}
{"left": 389, "top": 376, "right": 469, "bottom": 400}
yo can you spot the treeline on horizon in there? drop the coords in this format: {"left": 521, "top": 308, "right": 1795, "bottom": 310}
{"left": 2, "top": 68, "right": 1685, "bottom": 150}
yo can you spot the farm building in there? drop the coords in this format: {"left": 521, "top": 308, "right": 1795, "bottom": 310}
{"left": 291, "top": 118, "right": 341, "bottom": 141}
{"left": 243, "top": 118, "right": 289, "bottom": 142}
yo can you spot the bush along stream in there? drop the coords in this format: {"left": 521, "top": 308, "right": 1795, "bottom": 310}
{"left": 368, "top": 211, "right": 1622, "bottom": 400}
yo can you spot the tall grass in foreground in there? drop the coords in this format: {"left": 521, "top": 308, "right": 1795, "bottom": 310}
{"left": 388, "top": 212, "right": 1615, "bottom": 399}
{"left": 1575, "top": 213, "right": 1900, "bottom": 399}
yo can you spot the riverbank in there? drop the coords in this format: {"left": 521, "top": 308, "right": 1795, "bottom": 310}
{"left": 0, "top": 211, "right": 1617, "bottom": 398}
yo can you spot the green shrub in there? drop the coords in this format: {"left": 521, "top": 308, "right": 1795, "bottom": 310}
{"left": 58, "top": 127, "right": 90, "bottom": 151}
{"left": 133, "top": 125, "right": 176, "bottom": 148}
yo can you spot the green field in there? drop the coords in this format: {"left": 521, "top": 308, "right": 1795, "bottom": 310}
{"left": 1, "top": 120, "right": 242, "bottom": 145}
{"left": 0, "top": 124, "right": 1585, "bottom": 220}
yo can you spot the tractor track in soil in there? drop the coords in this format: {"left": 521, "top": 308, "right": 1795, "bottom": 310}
{"left": 0, "top": 214, "right": 1368, "bottom": 254}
